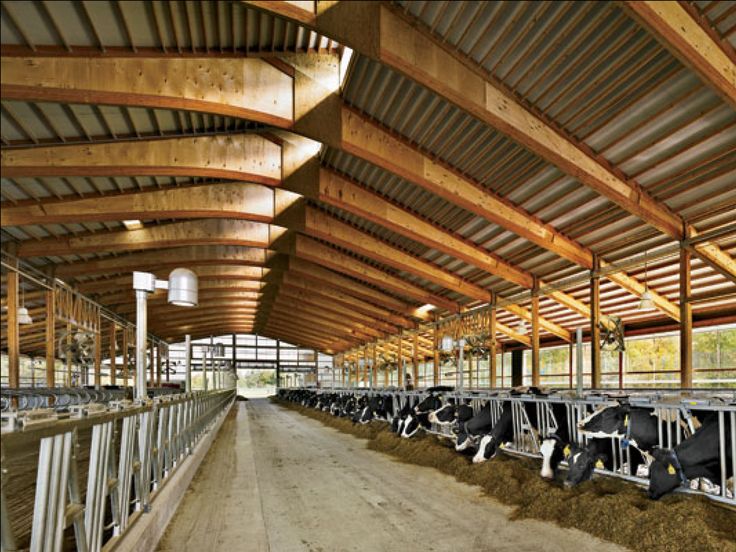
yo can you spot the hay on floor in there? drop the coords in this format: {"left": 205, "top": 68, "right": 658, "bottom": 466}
{"left": 273, "top": 398, "right": 736, "bottom": 552}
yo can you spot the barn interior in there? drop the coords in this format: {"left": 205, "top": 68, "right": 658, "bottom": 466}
{"left": 1, "top": 1, "right": 735, "bottom": 551}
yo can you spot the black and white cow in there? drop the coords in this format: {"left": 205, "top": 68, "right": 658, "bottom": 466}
{"left": 648, "top": 414, "right": 733, "bottom": 500}
{"left": 454, "top": 401, "right": 496, "bottom": 452}
{"left": 538, "top": 401, "right": 573, "bottom": 480}
{"left": 401, "top": 393, "right": 444, "bottom": 438}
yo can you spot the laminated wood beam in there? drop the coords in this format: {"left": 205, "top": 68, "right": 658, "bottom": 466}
{"left": 0, "top": 56, "right": 294, "bottom": 127}
{"left": 624, "top": 1, "right": 736, "bottom": 108}
{"left": 264, "top": 308, "right": 375, "bottom": 341}
{"left": 272, "top": 4, "right": 716, "bottom": 317}
{"left": 0, "top": 134, "right": 281, "bottom": 185}
{"left": 74, "top": 264, "right": 266, "bottom": 288}
{"left": 281, "top": 204, "right": 571, "bottom": 341}
{"left": 106, "top": 290, "right": 262, "bottom": 308}
{"left": 117, "top": 300, "right": 259, "bottom": 317}
{"left": 83, "top": 277, "right": 263, "bottom": 296}
{"left": 1, "top": 182, "right": 275, "bottom": 226}
{"left": 17, "top": 220, "right": 274, "bottom": 257}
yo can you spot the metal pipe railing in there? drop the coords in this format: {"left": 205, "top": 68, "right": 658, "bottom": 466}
{"left": 1, "top": 389, "right": 235, "bottom": 552}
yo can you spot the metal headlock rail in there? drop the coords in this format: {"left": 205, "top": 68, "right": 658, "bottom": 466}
{"left": 293, "top": 386, "right": 736, "bottom": 507}
{"left": 0, "top": 388, "right": 235, "bottom": 552}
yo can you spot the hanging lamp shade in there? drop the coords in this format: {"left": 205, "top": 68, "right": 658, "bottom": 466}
{"left": 167, "top": 268, "right": 198, "bottom": 307}
{"left": 639, "top": 288, "right": 654, "bottom": 310}
{"left": 17, "top": 306, "right": 33, "bottom": 325}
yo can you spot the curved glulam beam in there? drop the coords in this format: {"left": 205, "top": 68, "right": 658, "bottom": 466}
{"left": 55, "top": 247, "right": 268, "bottom": 278}
{"left": 17, "top": 220, "right": 276, "bottom": 257}
{"left": 1, "top": 182, "right": 275, "bottom": 227}
{"left": 284, "top": 233, "right": 458, "bottom": 312}
{"left": 81, "top": 276, "right": 263, "bottom": 296}
{"left": 0, "top": 134, "right": 281, "bottom": 185}
{"left": 0, "top": 56, "right": 294, "bottom": 127}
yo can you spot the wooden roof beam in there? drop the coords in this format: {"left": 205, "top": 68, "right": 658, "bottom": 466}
{"left": 17, "top": 220, "right": 277, "bottom": 257}
{"left": 1, "top": 56, "right": 294, "bottom": 127}
{"left": 61, "top": 255, "right": 266, "bottom": 279}
{"left": 624, "top": 1, "right": 736, "bottom": 108}
{"left": 278, "top": 203, "right": 572, "bottom": 342}
{"left": 1, "top": 182, "right": 275, "bottom": 227}
{"left": 0, "top": 134, "right": 281, "bottom": 185}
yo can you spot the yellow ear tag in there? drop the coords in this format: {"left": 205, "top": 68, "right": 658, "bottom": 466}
{"left": 667, "top": 464, "right": 676, "bottom": 475}
{"left": 624, "top": 415, "right": 629, "bottom": 427}
{"left": 595, "top": 459, "right": 604, "bottom": 469}
{"left": 563, "top": 445, "right": 571, "bottom": 458}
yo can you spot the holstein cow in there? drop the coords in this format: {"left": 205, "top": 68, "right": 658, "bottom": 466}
{"left": 538, "top": 401, "right": 573, "bottom": 480}
{"left": 455, "top": 401, "right": 496, "bottom": 453}
{"left": 471, "top": 388, "right": 547, "bottom": 463}
{"left": 401, "top": 392, "right": 445, "bottom": 438}
{"left": 648, "top": 414, "right": 733, "bottom": 500}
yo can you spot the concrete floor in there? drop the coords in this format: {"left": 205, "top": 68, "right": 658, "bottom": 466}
{"left": 158, "top": 400, "right": 626, "bottom": 552}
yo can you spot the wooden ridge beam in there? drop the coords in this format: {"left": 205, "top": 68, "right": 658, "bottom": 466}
{"left": 71, "top": 262, "right": 266, "bottom": 284}
{"left": 0, "top": 56, "right": 294, "bottom": 127}
{"left": 279, "top": 203, "right": 571, "bottom": 341}
{"left": 267, "top": 297, "right": 383, "bottom": 340}
{"left": 277, "top": 271, "right": 413, "bottom": 328}
{"left": 1, "top": 182, "right": 275, "bottom": 227}
{"left": 275, "top": 5, "right": 721, "bottom": 313}
{"left": 275, "top": 256, "right": 416, "bottom": 317}
{"left": 624, "top": 1, "right": 736, "bottom": 108}
{"left": 0, "top": 134, "right": 281, "bottom": 185}
{"left": 289, "top": 164, "right": 601, "bottom": 329}
{"left": 263, "top": 306, "right": 375, "bottom": 341}
{"left": 275, "top": 283, "right": 398, "bottom": 334}
{"left": 82, "top": 277, "right": 263, "bottom": 296}
{"left": 17, "top": 220, "right": 275, "bottom": 257}
{"left": 105, "top": 290, "right": 262, "bottom": 308}
{"left": 287, "top": 233, "right": 458, "bottom": 312}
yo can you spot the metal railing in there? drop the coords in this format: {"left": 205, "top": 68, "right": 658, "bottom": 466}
{"left": 289, "top": 387, "right": 736, "bottom": 506}
{"left": 1, "top": 388, "right": 235, "bottom": 552}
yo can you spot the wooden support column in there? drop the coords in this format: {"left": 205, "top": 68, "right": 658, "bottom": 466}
{"left": 591, "top": 256, "right": 602, "bottom": 389}
{"left": 166, "top": 347, "right": 171, "bottom": 383}
{"left": 433, "top": 326, "right": 440, "bottom": 386}
{"left": 45, "top": 286, "right": 55, "bottom": 387}
{"left": 372, "top": 344, "right": 377, "bottom": 388}
{"left": 65, "top": 319, "right": 72, "bottom": 386}
{"left": 680, "top": 246, "right": 693, "bottom": 388}
{"left": 109, "top": 322, "right": 117, "bottom": 385}
{"left": 397, "top": 333, "right": 404, "bottom": 388}
{"left": 568, "top": 342, "right": 574, "bottom": 389}
{"left": 7, "top": 267, "right": 20, "bottom": 389}
{"left": 412, "top": 333, "right": 419, "bottom": 387}
{"left": 94, "top": 312, "right": 102, "bottom": 388}
{"left": 531, "top": 279, "right": 540, "bottom": 387}
{"left": 490, "top": 299, "right": 497, "bottom": 388}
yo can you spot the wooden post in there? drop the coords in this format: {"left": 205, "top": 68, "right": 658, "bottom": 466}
{"left": 372, "top": 343, "right": 377, "bottom": 388}
{"left": 490, "top": 300, "right": 497, "bottom": 388}
{"left": 412, "top": 333, "right": 419, "bottom": 386}
{"left": 166, "top": 343, "right": 171, "bottom": 383}
{"left": 397, "top": 333, "right": 404, "bottom": 388}
{"left": 7, "top": 268, "right": 20, "bottom": 389}
{"left": 531, "top": 280, "right": 540, "bottom": 387}
{"left": 433, "top": 326, "right": 440, "bottom": 386}
{"left": 680, "top": 246, "right": 692, "bottom": 388}
{"left": 45, "top": 286, "right": 56, "bottom": 387}
{"left": 109, "top": 322, "right": 117, "bottom": 385}
{"left": 94, "top": 312, "right": 102, "bottom": 388}
{"left": 591, "top": 256, "right": 601, "bottom": 389}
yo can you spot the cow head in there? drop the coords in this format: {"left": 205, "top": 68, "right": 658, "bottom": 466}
{"left": 578, "top": 404, "right": 627, "bottom": 438}
{"left": 401, "top": 414, "right": 421, "bottom": 438}
{"left": 647, "top": 448, "right": 685, "bottom": 500}
{"left": 472, "top": 434, "right": 499, "bottom": 464}
{"left": 428, "top": 403, "right": 455, "bottom": 425}
{"left": 539, "top": 434, "right": 568, "bottom": 480}
{"left": 455, "top": 432, "right": 477, "bottom": 452}
{"left": 415, "top": 394, "right": 442, "bottom": 414}
{"left": 565, "top": 443, "right": 609, "bottom": 487}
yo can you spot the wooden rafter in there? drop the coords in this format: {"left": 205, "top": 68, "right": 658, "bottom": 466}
{"left": 17, "top": 220, "right": 275, "bottom": 257}
{"left": 1, "top": 182, "right": 276, "bottom": 226}
{"left": 0, "top": 134, "right": 282, "bottom": 185}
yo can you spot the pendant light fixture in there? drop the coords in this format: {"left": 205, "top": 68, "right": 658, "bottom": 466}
{"left": 17, "top": 283, "right": 33, "bottom": 325}
{"left": 639, "top": 250, "right": 654, "bottom": 310}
